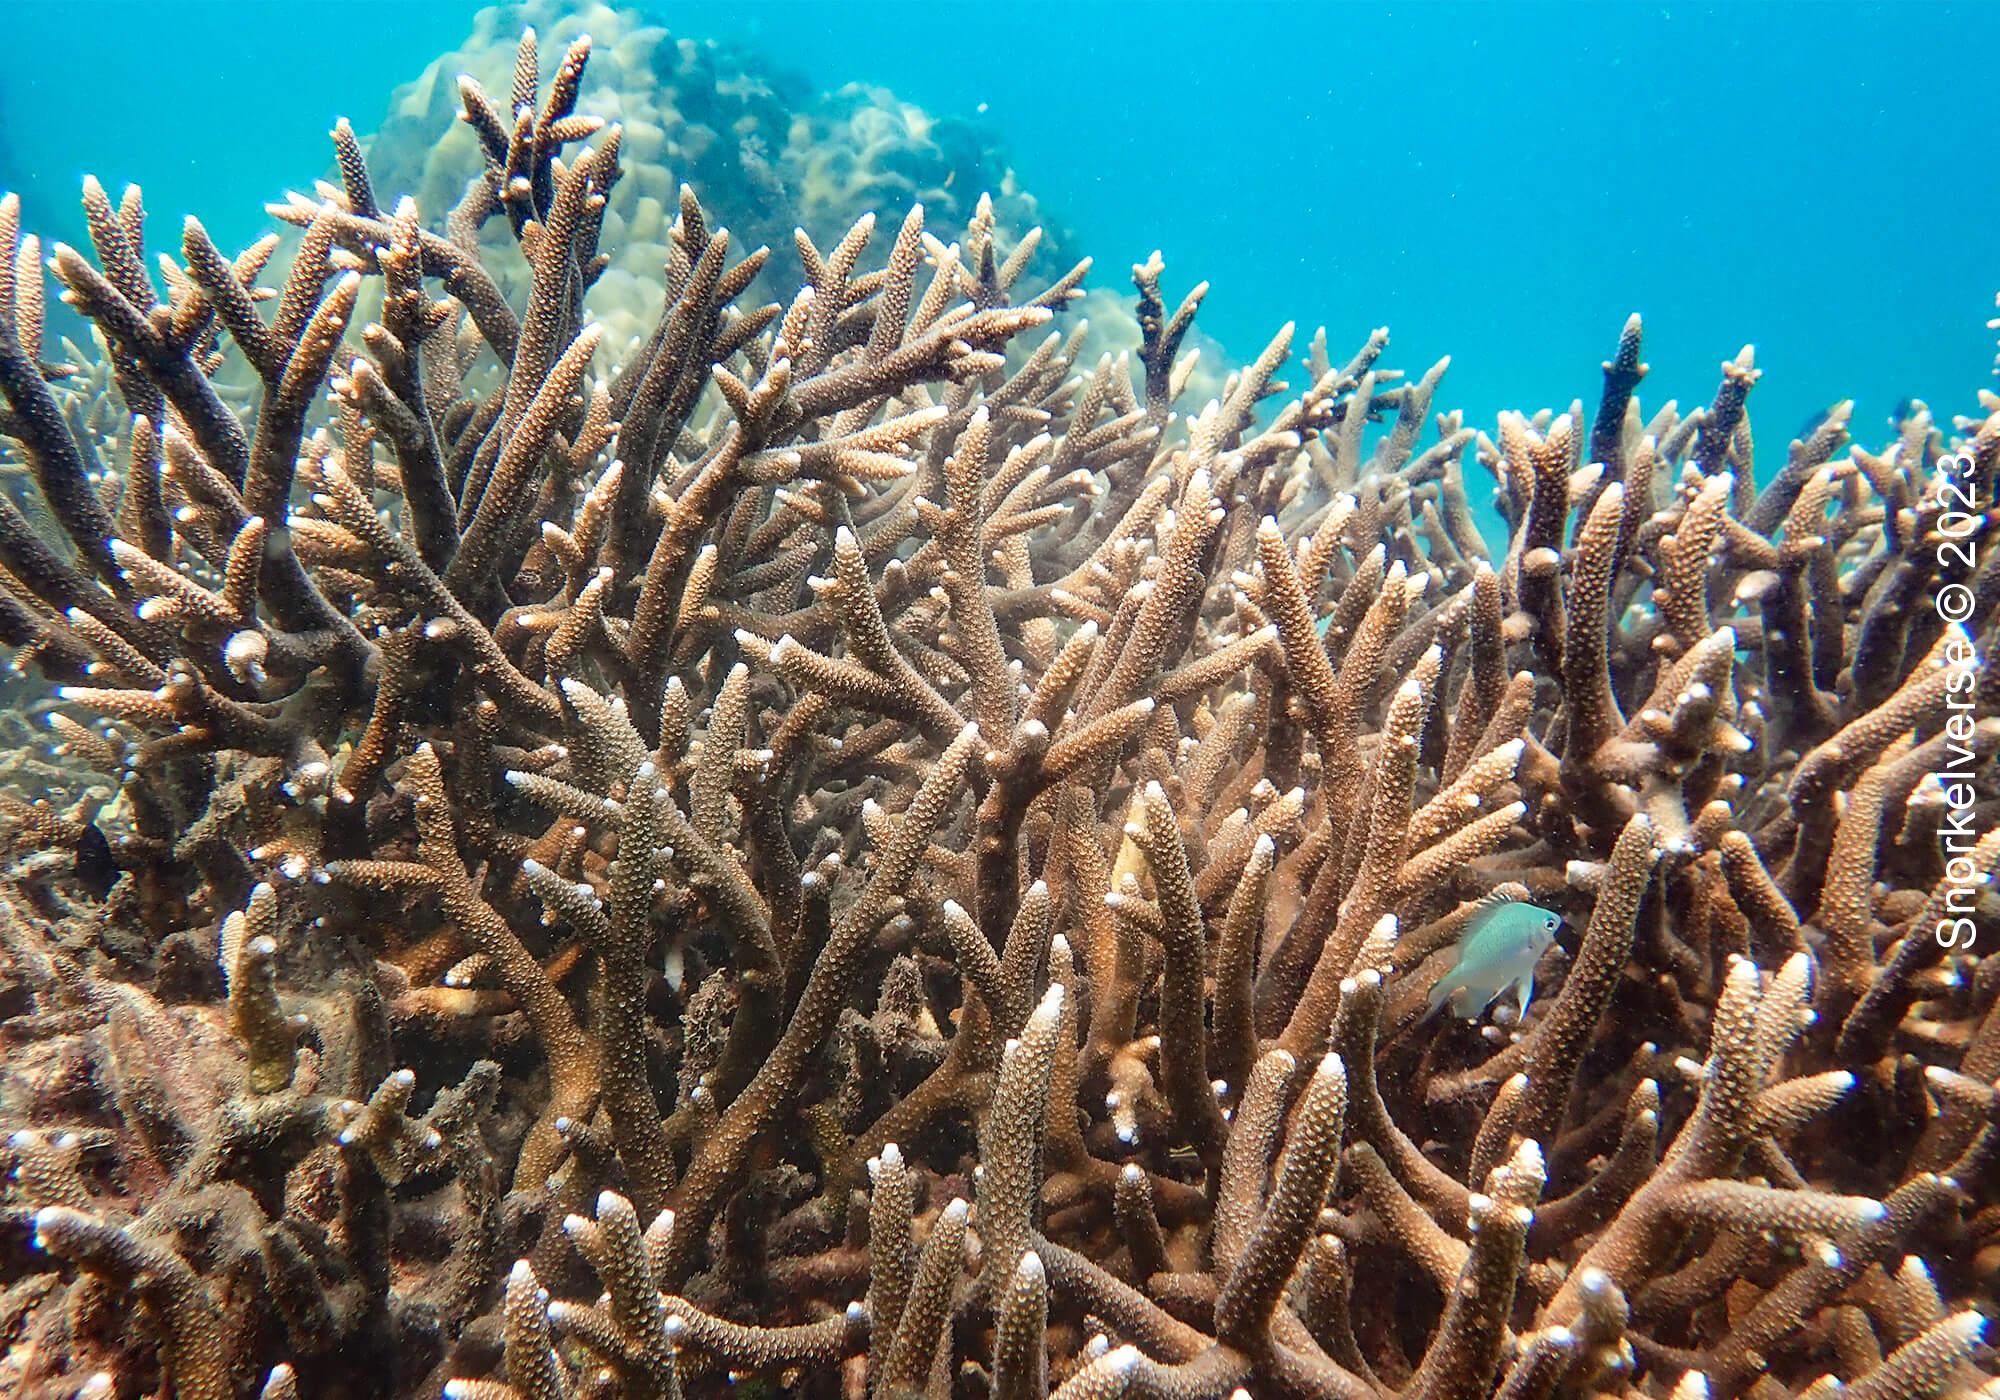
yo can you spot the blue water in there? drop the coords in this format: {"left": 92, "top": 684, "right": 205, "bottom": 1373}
{"left": 3, "top": 0, "right": 1994, "bottom": 470}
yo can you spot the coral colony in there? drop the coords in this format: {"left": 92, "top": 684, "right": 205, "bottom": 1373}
{"left": 1, "top": 11, "right": 1997, "bottom": 1400}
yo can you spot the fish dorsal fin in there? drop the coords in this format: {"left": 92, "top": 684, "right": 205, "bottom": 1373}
{"left": 1460, "top": 888, "right": 1524, "bottom": 936}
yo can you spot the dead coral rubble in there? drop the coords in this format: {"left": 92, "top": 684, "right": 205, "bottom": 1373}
{"left": 0, "top": 25, "right": 1997, "bottom": 1400}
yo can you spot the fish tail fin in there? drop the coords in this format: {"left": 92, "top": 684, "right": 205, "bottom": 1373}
{"left": 1421, "top": 979, "right": 1451, "bottom": 1023}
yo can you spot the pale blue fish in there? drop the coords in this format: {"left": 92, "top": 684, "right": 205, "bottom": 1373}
{"left": 1424, "top": 900, "right": 1562, "bottom": 1022}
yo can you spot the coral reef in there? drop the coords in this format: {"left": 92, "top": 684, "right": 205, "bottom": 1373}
{"left": 364, "top": 1, "right": 1070, "bottom": 361}
{"left": 0, "top": 17, "right": 1997, "bottom": 1400}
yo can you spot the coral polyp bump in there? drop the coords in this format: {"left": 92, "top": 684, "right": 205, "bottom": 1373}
{"left": 1, "top": 13, "right": 1997, "bottom": 1400}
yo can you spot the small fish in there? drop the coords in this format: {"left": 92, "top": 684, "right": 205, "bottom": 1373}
{"left": 1424, "top": 900, "right": 1562, "bottom": 1022}
{"left": 73, "top": 820, "right": 116, "bottom": 899}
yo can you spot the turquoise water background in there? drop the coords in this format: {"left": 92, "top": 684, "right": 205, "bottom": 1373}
{"left": 2, "top": 0, "right": 1994, "bottom": 478}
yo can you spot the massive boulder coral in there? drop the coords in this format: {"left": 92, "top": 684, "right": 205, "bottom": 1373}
{"left": 363, "top": 0, "right": 1066, "bottom": 355}
{"left": 0, "top": 22, "right": 1996, "bottom": 1400}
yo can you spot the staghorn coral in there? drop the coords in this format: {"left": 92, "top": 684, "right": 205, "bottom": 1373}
{"left": 362, "top": 0, "right": 1072, "bottom": 365}
{"left": 0, "top": 16, "right": 1997, "bottom": 1400}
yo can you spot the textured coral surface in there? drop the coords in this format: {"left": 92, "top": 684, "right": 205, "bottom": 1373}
{"left": 0, "top": 12, "right": 1996, "bottom": 1400}
{"left": 363, "top": 2, "right": 1071, "bottom": 365}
